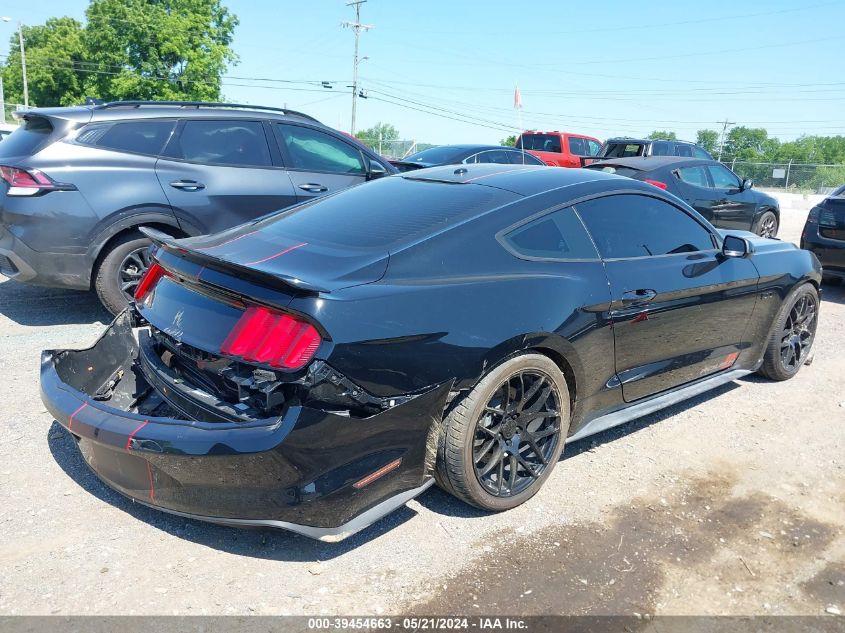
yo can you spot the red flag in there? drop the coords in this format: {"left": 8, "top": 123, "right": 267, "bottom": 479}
{"left": 514, "top": 84, "right": 522, "bottom": 110}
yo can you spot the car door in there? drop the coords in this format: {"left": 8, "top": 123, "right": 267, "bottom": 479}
{"left": 705, "top": 164, "right": 758, "bottom": 231}
{"left": 574, "top": 193, "right": 759, "bottom": 402}
{"left": 155, "top": 119, "right": 298, "bottom": 235}
{"left": 673, "top": 164, "right": 718, "bottom": 223}
{"left": 273, "top": 123, "right": 368, "bottom": 202}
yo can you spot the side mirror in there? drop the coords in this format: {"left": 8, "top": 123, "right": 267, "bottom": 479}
{"left": 740, "top": 178, "right": 753, "bottom": 191}
{"left": 367, "top": 161, "right": 388, "bottom": 181}
{"left": 722, "top": 234, "right": 752, "bottom": 258}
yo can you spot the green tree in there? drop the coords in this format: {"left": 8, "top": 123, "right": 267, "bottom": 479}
{"left": 647, "top": 130, "right": 676, "bottom": 140}
{"left": 355, "top": 122, "right": 399, "bottom": 151}
{"left": 1, "top": 17, "right": 86, "bottom": 108}
{"left": 82, "top": 0, "right": 239, "bottom": 101}
{"left": 500, "top": 134, "right": 517, "bottom": 146}
{"left": 722, "top": 126, "right": 779, "bottom": 161}
{"left": 696, "top": 129, "right": 719, "bottom": 155}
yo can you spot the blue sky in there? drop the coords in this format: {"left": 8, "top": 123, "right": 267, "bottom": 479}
{"left": 4, "top": 0, "right": 845, "bottom": 144}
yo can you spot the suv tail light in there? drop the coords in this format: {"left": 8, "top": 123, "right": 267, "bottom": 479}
{"left": 220, "top": 305, "right": 321, "bottom": 370}
{"left": 643, "top": 179, "right": 668, "bottom": 190}
{"left": 0, "top": 165, "right": 72, "bottom": 196}
{"left": 807, "top": 205, "right": 821, "bottom": 223}
{"left": 134, "top": 262, "right": 166, "bottom": 303}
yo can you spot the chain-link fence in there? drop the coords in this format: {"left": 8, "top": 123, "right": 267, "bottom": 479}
{"left": 356, "top": 139, "right": 438, "bottom": 160}
{"left": 727, "top": 160, "right": 845, "bottom": 195}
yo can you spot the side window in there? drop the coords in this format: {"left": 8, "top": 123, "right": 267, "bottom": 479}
{"left": 170, "top": 120, "right": 271, "bottom": 167}
{"left": 77, "top": 120, "right": 175, "bottom": 156}
{"left": 475, "top": 150, "right": 511, "bottom": 164}
{"left": 507, "top": 150, "right": 543, "bottom": 165}
{"left": 276, "top": 124, "right": 365, "bottom": 174}
{"left": 586, "top": 139, "right": 601, "bottom": 156}
{"left": 693, "top": 146, "right": 711, "bottom": 159}
{"left": 568, "top": 137, "right": 587, "bottom": 156}
{"left": 651, "top": 141, "right": 672, "bottom": 156}
{"left": 708, "top": 164, "right": 741, "bottom": 189}
{"left": 675, "top": 143, "right": 693, "bottom": 157}
{"left": 676, "top": 166, "right": 710, "bottom": 188}
{"left": 502, "top": 207, "right": 598, "bottom": 260}
{"left": 575, "top": 195, "right": 714, "bottom": 259}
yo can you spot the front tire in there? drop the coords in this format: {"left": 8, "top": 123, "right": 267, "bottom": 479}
{"left": 435, "top": 353, "right": 570, "bottom": 511}
{"left": 754, "top": 210, "right": 779, "bottom": 238}
{"left": 757, "top": 283, "right": 819, "bottom": 381}
{"left": 94, "top": 232, "right": 153, "bottom": 315}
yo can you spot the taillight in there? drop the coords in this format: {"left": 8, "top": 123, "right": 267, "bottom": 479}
{"left": 134, "top": 262, "right": 166, "bottom": 303}
{"left": 807, "top": 206, "right": 821, "bottom": 223}
{"left": 0, "top": 165, "right": 66, "bottom": 196}
{"left": 643, "top": 179, "right": 668, "bottom": 190}
{"left": 220, "top": 305, "right": 321, "bottom": 370}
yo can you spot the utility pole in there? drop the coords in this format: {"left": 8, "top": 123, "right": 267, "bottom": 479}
{"left": 1, "top": 17, "right": 27, "bottom": 108}
{"left": 341, "top": 0, "right": 372, "bottom": 135}
{"left": 717, "top": 118, "right": 735, "bottom": 162}
{"left": 0, "top": 75, "right": 5, "bottom": 123}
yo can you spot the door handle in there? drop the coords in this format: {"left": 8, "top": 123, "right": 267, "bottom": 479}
{"left": 169, "top": 180, "right": 205, "bottom": 191}
{"left": 298, "top": 183, "right": 328, "bottom": 193}
{"left": 621, "top": 289, "right": 657, "bottom": 306}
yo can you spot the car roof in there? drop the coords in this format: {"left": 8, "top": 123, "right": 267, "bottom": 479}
{"left": 605, "top": 137, "right": 697, "bottom": 145}
{"left": 588, "top": 156, "right": 715, "bottom": 171}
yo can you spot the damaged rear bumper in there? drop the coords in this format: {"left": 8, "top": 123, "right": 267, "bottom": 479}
{"left": 40, "top": 312, "right": 450, "bottom": 542}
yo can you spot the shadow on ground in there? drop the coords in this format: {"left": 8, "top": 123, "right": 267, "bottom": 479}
{"left": 0, "top": 279, "right": 110, "bottom": 326}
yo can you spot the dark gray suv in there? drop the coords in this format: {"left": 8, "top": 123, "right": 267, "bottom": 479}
{"left": 0, "top": 101, "right": 395, "bottom": 313}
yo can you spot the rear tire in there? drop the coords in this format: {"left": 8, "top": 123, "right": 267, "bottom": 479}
{"left": 94, "top": 231, "right": 152, "bottom": 315}
{"left": 754, "top": 210, "right": 779, "bottom": 238}
{"left": 757, "top": 283, "right": 819, "bottom": 381}
{"left": 434, "top": 353, "right": 570, "bottom": 511}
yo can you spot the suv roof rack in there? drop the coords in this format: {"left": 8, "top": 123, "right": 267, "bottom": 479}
{"left": 92, "top": 100, "right": 321, "bottom": 123}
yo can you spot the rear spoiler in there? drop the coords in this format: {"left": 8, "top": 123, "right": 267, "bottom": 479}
{"left": 139, "top": 227, "right": 329, "bottom": 294}
{"left": 389, "top": 160, "right": 426, "bottom": 173}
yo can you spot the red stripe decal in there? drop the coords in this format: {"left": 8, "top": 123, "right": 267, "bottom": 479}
{"left": 244, "top": 242, "right": 307, "bottom": 266}
{"left": 145, "top": 460, "right": 156, "bottom": 502}
{"left": 125, "top": 420, "right": 149, "bottom": 451}
{"left": 68, "top": 402, "right": 88, "bottom": 431}
{"left": 464, "top": 166, "right": 545, "bottom": 183}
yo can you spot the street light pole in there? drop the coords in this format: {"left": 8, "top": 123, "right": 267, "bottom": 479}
{"left": 341, "top": 1, "right": 372, "bottom": 135}
{"left": 2, "top": 17, "right": 27, "bottom": 108}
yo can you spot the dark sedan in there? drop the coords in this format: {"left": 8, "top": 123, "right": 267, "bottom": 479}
{"left": 802, "top": 183, "right": 845, "bottom": 282}
{"left": 41, "top": 165, "right": 820, "bottom": 541}
{"left": 586, "top": 157, "right": 781, "bottom": 237}
{"left": 391, "top": 144, "right": 544, "bottom": 172}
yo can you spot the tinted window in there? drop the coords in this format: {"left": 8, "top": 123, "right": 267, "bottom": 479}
{"left": 471, "top": 150, "right": 511, "bottom": 164}
{"left": 278, "top": 124, "right": 365, "bottom": 174}
{"left": 586, "top": 139, "right": 601, "bottom": 156}
{"left": 517, "top": 134, "right": 562, "bottom": 153}
{"left": 693, "top": 146, "right": 711, "bottom": 159}
{"left": 169, "top": 120, "right": 271, "bottom": 167}
{"left": 77, "top": 120, "right": 175, "bottom": 156}
{"left": 674, "top": 143, "right": 693, "bottom": 157}
{"left": 602, "top": 142, "right": 644, "bottom": 158}
{"left": 0, "top": 117, "right": 52, "bottom": 157}
{"left": 575, "top": 194, "right": 714, "bottom": 259}
{"left": 404, "top": 145, "right": 464, "bottom": 165}
{"left": 568, "top": 137, "right": 587, "bottom": 156}
{"left": 507, "top": 150, "right": 544, "bottom": 165}
{"left": 708, "top": 164, "right": 741, "bottom": 189}
{"left": 503, "top": 207, "right": 598, "bottom": 260}
{"left": 651, "top": 141, "right": 672, "bottom": 156}
{"left": 676, "top": 166, "right": 710, "bottom": 188}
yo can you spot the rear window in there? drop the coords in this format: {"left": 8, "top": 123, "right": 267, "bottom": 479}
{"left": 251, "top": 176, "right": 517, "bottom": 249}
{"left": 601, "top": 142, "right": 644, "bottom": 158}
{"left": 76, "top": 120, "right": 175, "bottom": 156}
{"left": 516, "top": 134, "right": 562, "bottom": 153}
{"left": 0, "top": 117, "right": 53, "bottom": 157}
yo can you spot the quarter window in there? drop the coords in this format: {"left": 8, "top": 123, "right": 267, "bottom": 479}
{"left": 693, "top": 146, "right": 712, "bottom": 159}
{"left": 170, "top": 120, "right": 271, "bottom": 167}
{"left": 502, "top": 207, "right": 598, "bottom": 260}
{"left": 575, "top": 194, "right": 714, "bottom": 259}
{"left": 674, "top": 143, "right": 694, "bottom": 157}
{"left": 77, "top": 120, "right": 175, "bottom": 156}
{"left": 568, "top": 137, "right": 587, "bottom": 156}
{"left": 276, "top": 124, "right": 365, "bottom": 174}
{"left": 507, "top": 150, "right": 544, "bottom": 165}
{"left": 676, "top": 166, "right": 710, "bottom": 188}
{"left": 708, "top": 164, "right": 741, "bottom": 189}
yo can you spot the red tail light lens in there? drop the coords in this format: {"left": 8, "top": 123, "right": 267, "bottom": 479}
{"left": 0, "top": 165, "right": 58, "bottom": 196}
{"left": 643, "top": 179, "right": 668, "bottom": 190}
{"left": 220, "top": 306, "right": 322, "bottom": 370}
{"left": 134, "top": 262, "right": 166, "bottom": 303}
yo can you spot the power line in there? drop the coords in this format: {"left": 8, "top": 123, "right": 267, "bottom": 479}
{"left": 341, "top": 0, "right": 372, "bottom": 135}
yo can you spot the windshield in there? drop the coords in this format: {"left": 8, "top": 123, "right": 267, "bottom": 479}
{"left": 516, "top": 134, "right": 562, "bottom": 153}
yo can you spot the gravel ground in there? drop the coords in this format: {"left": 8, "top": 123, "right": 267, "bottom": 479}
{"left": 0, "top": 204, "right": 843, "bottom": 617}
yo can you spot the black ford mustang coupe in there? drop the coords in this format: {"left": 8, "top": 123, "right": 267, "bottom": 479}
{"left": 41, "top": 165, "right": 821, "bottom": 541}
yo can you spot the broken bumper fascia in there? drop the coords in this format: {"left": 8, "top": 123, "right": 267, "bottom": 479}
{"left": 39, "top": 312, "right": 451, "bottom": 542}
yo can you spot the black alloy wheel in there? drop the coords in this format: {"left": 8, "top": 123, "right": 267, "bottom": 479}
{"left": 779, "top": 292, "right": 817, "bottom": 372}
{"left": 757, "top": 211, "right": 778, "bottom": 238}
{"left": 118, "top": 246, "right": 153, "bottom": 302}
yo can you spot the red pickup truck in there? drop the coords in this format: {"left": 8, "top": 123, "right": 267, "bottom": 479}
{"left": 515, "top": 131, "right": 602, "bottom": 168}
